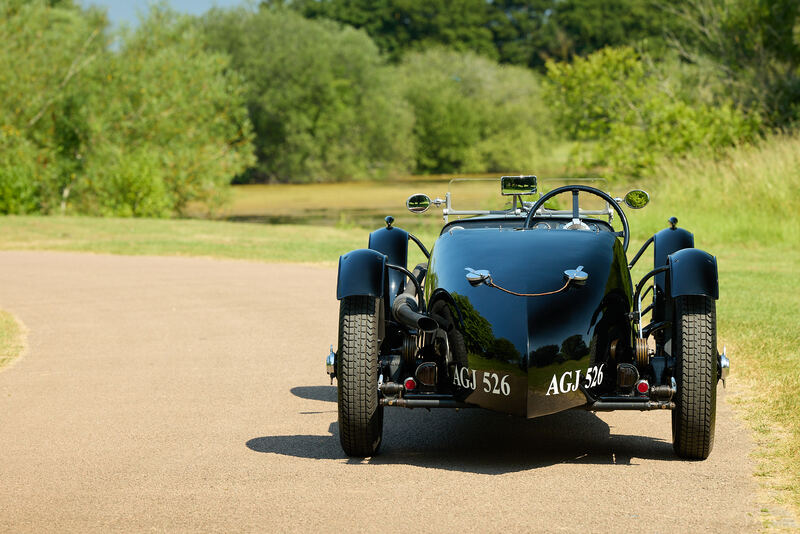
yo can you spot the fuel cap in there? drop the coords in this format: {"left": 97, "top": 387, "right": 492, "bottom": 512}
{"left": 564, "top": 265, "right": 588, "bottom": 284}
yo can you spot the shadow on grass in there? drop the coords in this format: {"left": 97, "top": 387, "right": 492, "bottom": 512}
{"left": 247, "top": 385, "right": 680, "bottom": 474}
{"left": 227, "top": 208, "right": 387, "bottom": 227}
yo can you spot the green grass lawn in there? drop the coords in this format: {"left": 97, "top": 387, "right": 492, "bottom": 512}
{"left": 0, "top": 216, "right": 371, "bottom": 266}
{"left": 0, "top": 136, "right": 798, "bottom": 518}
{"left": 0, "top": 311, "right": 25, "bottom": 370}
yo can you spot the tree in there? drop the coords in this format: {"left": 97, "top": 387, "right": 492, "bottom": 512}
{"left": 666, "top": 0, "right": 800, "bottom": 127}
{"left": 286, "top": 0, "right": 497, "bottom": 61}
{"left": 397, "top": 47, "right": 555, "bottom": 173}
{"left": 201, "top": 6, "right": 414, "bottom": 182}
{"left": 547, "top": 0, "right": 677, "bottom": 60}
{"left": 544, "top": 46, "right": 760, "bottom": 176}
{"left": 0, "top": 0, "right": 108, "bottom": 213}
{"left": 0, "top": 1, "right": 254, "bottom": 215}
{"left": 287, "top": 0, "right": 679, "bottom": 69}
{"left": 451, "top": 293, "right": 494, "bottom": 356}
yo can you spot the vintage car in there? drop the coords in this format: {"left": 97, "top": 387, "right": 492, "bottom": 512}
{"left": 327, "top": 176, "right": 729, "bottom": 459}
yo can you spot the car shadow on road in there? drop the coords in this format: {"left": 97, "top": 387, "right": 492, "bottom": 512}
{"left": 290, "top": 385, "right": 337, "bottom": 402}
{"left": 247, "top": 385, "right": 681, "bottom": 475}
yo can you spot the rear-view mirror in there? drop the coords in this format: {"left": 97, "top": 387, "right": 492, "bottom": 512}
{"left": 501, "top": 175, "right": 537, "bottom": 196}
{"left": 624, "top": 189, "right": 650, "bottom": 209}
{"left": 406, "top": 193, "right": 431, "bottom": 213}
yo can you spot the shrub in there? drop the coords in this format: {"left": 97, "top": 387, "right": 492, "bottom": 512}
{"left": 201, "top": 7, "right": 414, "bottom": 182}
{"left": 397, "top": 48, "right": 558, "bottom": 174}
{"left": 0, "top": 1, "right": 254, "bottom": 215}
{"left": 544, "top": 47, "right": 761, "bottom": 176}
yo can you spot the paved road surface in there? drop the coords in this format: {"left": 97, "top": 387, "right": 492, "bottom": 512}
{"left": 0, "top": 251, "right": 759, "bottom": 532}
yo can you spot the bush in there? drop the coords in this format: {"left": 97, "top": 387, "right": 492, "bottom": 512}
{"left": 0, "top": 1, "right": 254, "bottom": 215}
{"left": 200, "top": 7, "right": 414, "bottom": 183}
{"left": 0, "top": 128, "right": 43, "bottom": 214}
{"left": 397, "top": 48, "right": 558, "bottom": 174}
{"left": 544, "top": 47, "right": 761, "bottom": 176}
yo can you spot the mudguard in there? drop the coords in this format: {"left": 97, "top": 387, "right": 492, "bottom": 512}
{"left": 653, "top": 226, "right": 693, "bottom": 289}
{"left": 336, "top": 248, "right": 386, "bottom": 300}
{"left": 652, "top": 226, "right": 694, "bottom": 321}
{"left": 668, "top": 248, "right": 719, "bottom": 300}
{"left": 368, "top": 225, "right": 408, "bottom": 306}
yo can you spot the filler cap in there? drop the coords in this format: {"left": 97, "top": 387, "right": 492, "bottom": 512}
{"left": 564, "top": 265, "right": 588, "bottom": 284}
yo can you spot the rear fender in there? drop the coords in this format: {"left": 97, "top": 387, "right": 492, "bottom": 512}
{"left": 337, "top": 248, "right": 387, "bottom": 300}
{"left": 369, "top": 225, "right": 408, "bottom": 306}
{"left": 668, "top": 248, "right": 719, "bottom": 300}
{"left": 652, "top": 226, "right": 694, "bottom": 321}
{"left": 336, "top": 248, "right": 387, "bottom": 341}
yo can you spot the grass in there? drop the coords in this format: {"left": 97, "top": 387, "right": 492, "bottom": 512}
{"left": 0, "top": 216, "right": 370, "bottom": 266}
{"left": 0, "top": 311, "right": 25, "bottom": 371}
{"left": 639, "top": 135, "right": 800, "bottom": 518}
{"left": 652, "top": 135, "right": 800, "bottom": 518}
{"left": 0, "top": 134, "right": 798, "bottom": 518}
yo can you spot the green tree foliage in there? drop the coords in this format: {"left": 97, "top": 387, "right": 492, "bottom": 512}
{"left": 487, "top": 337, "right": 521, "bottom": 362}
{"left": 0, "top": 0, "right": 107, "bottom": 213}
{"left": 451, "top": 293, "right": 494, "bottom": 356}
{"left": 667, "top": 0, "right": 800, "bottom": 127}
{"left": 287, "top": 0, "right": 497, "bottom": 62}
{"left": 0, "top": 1, "right": 254, "bottom": 215}
{"left": 287, "top": 0, "right": 676, "bottom": 68}
{"left": 397, "top": 48, "right": 555, "bottom": 173}
{"left": 560, "top": 334, "right": 588, "bottom": 361}
{"left": 544, "top": 47, "right": 760, "bottom": 176}
{"left": 200, "top": 7, "right": 414, "bottom": 183}
{"left": 87, "top": 8, "right": 254, "bottom": 215}
{"left": 485, "top": 0, "right": 559, "bottom": 67}
{"left": 540, "top": 0, "right": 677, "bottom": 62}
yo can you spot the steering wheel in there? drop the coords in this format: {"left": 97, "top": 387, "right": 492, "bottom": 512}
{"left": 523, "top": 185, "right": 630, "bottom": 252}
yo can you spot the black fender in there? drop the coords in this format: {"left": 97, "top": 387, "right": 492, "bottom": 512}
{"left": 368, "top": 225, "right": 408, "bottom": 306}
{"left": 653, "top": 226, "right": 694, "bottom": 291}
{"left": 668, "top": 248, "right": 719, "bottom": 300}
{"left": 336, "top": 248, "right": 386, "bottom": 300}
{"left": 652, "top": 226, "right": 694, "bottom": 321}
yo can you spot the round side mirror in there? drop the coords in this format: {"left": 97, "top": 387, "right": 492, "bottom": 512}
{"left": 624, "top": 189, "right": 650, "bottom": 209}
{"left": 406, "top": 193, "right": 431, "bottom": 214}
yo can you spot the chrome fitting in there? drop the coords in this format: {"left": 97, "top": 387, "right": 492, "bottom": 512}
{"left": 326, "top": 345, "right": 336, "bottom": 383}
{"left": 719, "top": 345, "right": 730, "bottom": 387}
{"left": 465, "top": 267, "right": 491, "bottom": 287}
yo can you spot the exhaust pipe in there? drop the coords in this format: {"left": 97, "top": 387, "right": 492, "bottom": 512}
{"left": 391, "top": 263, "right": 438, "bottom": 333}
{"left": 392, "top": 295, "right": 438, "bottom": 333}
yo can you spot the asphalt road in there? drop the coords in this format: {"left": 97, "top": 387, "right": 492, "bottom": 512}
{"left": 0, "top": 251, "right": 759, "bottom": 532}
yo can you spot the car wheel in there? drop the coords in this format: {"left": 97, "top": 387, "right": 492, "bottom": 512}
{"left": 337, "top": 295, "right": 383, "bottom": 457}
{"left": 671, "top": 295, "right": 717, "bottom": 459}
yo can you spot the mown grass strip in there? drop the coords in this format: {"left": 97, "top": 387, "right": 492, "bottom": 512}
{"left": 0, "top": 215, "right": 441, "bottom": 270}
{"left": 0, "top": 216, "right": 367, "bottom": 266}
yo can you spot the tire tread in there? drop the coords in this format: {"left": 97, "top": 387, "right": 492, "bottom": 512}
{"left": 672, "top": 295, "right": 717, "bottom": 459}
{"left": 337, "top": 296, "right": 382, "bottom": 457}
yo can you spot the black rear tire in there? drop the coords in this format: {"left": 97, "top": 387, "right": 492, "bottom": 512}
{"left": 337, "top": 296, "right": 383, "bottom": 457}
{"left": 671, "top": 295, "right": 717, "bottom": 459}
